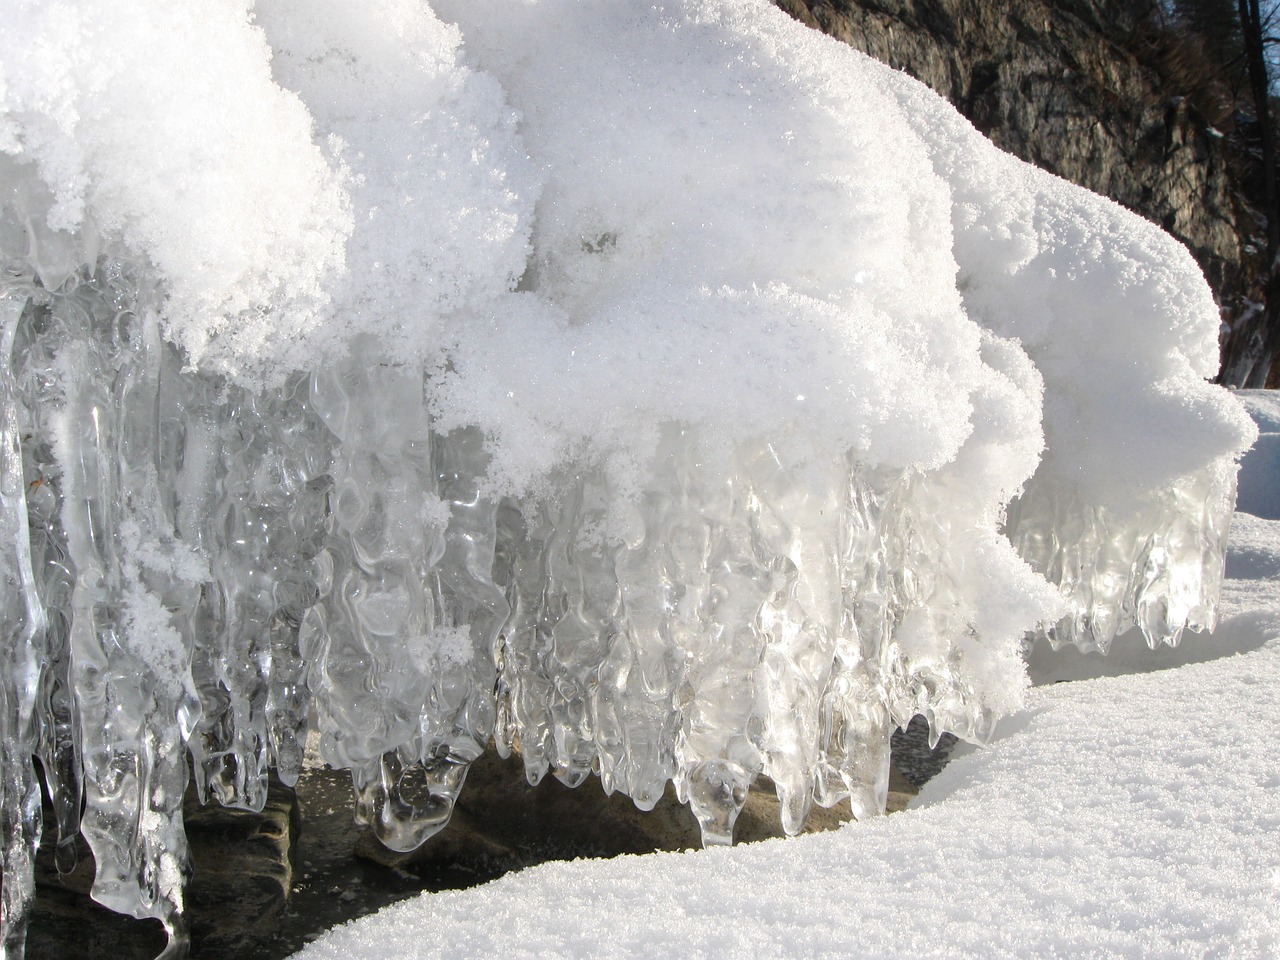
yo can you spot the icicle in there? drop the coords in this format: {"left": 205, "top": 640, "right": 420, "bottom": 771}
{"left": 50, "top": 267, "right": 202, "bottom": 958}
{"left": 491, "top": 498, "right": 559, "bottom": 784}
{"left": 185, "top": 376, "right": 329, "bottom": 808}
{"left": 501, "top": 476, "right": 620, "bottom": 791}
{"left": 1006, "top": 464, "right": 1238, "bottom": 654}
{"left": 493, "top": 436, "right": 940, "bottom": 845}
{"left": 303, "top": 358, "right": 503, "bottom": 852}
{"left": 0, "top": 289, "right": 49, "bottom": 960}
{"left": 814, "top": 463, "right": 905, "bottom": 818}
{"left": 745, "top": 442, "right": 844, "bottom": 837}
{"left": 416, "top": 424, "right": 506, "bottom": 833}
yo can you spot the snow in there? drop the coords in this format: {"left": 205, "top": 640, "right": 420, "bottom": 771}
{"left": 1236, "top": 390, "right": 1280, "bottom": 521}
{"left": 288, "top": 393, "right": 1280, "bottom": 959}
{"left": 0, "top": 0, "right": 1265, "bottom": 953}
{"left": 428, "top": 0, "right": 1030, "bottom": 505}
{"left": 253, "top": 0, "right": 537, "bottom": 377}
{"left": 0, "top": 0, "right": 351, "bottom": 384}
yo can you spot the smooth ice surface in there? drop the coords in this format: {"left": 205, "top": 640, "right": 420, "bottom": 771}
{"left": 0, "top": 1, "right": 1258, "bottom": 955}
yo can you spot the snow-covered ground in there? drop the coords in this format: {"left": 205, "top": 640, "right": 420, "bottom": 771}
{"left": 288, "top": 391, "right": 1280, "bottom": 960}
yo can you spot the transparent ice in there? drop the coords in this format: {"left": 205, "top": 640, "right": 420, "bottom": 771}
{"left": 0, "top": 1, "right": 1256, "bottom": 958}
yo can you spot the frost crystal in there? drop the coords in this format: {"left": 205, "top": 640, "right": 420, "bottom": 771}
{"left": 0, "top": 1, "right": 1255, "bottom": 957}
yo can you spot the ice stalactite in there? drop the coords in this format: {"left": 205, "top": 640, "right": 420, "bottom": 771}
{"left": 0, "top": 288, "right": 48, "bottom": 960}
{"left": 492, "top": 432, "right": 849, "bottom": 841}
{"left": 494, "top": 477, "right": 619, "bottom": 794}
{"left": 488, "top": 435, "right": 1041, "bottom": 844}
{"left": 47, "top": 266, "right": 203, "bottom": 957}
{"left": 185, "top": 373, "right": 330, "bottom": 808}
{"left": 816, "top": 465, "right": 916, "bottom": 822}
{"left": 17, "top": 304, "right": 80, "bottom": 889}
{"left": 1005, "top": 466, "right": 1238, "bottom": 654}
{"left": 303, "top": 359, "right": 505, "bottom": 852}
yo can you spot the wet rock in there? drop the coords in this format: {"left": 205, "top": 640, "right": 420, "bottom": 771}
{"left": 892, "top": 715, "right": 962, "bottom": 787}
{"left": 185, "top": 777, "right": 299, "bottom": 953}
{"left": 21, "top": 740, "right": 925, "bottom": 959}
{"left": 352, "top": 750, "right": 918, "bottom": 881}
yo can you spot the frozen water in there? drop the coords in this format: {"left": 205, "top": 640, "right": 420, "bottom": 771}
{"left": 0, "top": 1, "right": 1255, "bottom": 957}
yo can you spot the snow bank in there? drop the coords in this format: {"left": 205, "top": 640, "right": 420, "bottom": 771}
{"left": 1236, "top": 390, "right": 1280, "bottom": 520}
{"left": 432, "top": 0, "right": 998, "bottom": 486}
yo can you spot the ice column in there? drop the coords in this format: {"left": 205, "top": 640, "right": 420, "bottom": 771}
{"left": 44, "top": 265, "right": 204, "bottom": 957}
{"left": 0, "top": 288, "right": 48, "bottom": 960}
{"left": 185, "top": 375, "right": 330, "bottom": 809}
{"left": 303, "top": 359, "right": 504, "bottom": 851}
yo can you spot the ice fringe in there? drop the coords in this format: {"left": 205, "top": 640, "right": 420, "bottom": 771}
{"left": 0, "top": 1, "right": 1257, "bottom": 958}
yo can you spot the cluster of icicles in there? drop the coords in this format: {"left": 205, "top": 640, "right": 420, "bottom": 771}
{"left": 0, "top": 264, "right": 1233, "bottom": 959}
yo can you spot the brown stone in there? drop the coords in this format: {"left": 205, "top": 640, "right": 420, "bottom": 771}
{"left": 351, "top": 750, "right": 918, "bottom": 880}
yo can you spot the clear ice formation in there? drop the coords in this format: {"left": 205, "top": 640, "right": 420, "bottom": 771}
{"left": 0, "top": 1, "right": 1258, "bottom": 957}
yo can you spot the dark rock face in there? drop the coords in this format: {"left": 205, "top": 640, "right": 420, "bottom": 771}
{"left": 775, "top": 0, "right": 1257, "bottom": 349}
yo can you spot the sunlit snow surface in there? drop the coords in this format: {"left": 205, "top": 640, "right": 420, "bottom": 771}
{"left": 288, "top": 400, "right": 1280, "bottom": 959}
{"left": 0, "top": 0, "right": 1259, "bottom": 956}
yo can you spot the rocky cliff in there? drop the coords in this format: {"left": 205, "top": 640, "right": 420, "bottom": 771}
{"left": 775, "top": 0, "right": 1264, "bottom": 381}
